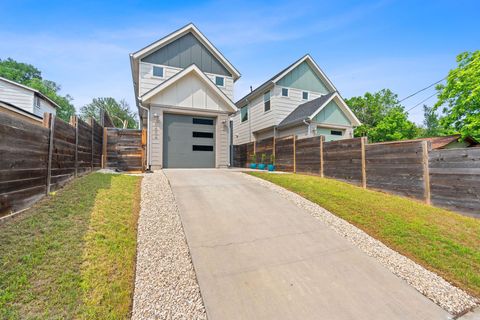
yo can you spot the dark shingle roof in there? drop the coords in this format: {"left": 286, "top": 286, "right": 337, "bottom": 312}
{"left": 278, "top": 92, "right": 336, "bottom": 128}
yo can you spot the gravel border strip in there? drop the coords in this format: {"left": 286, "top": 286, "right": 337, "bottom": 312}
{"left": 242, "top": 172, "right": 478, "bottom": 316}
{"left": 132, "top": 172, "right": 207, "bottom": 319}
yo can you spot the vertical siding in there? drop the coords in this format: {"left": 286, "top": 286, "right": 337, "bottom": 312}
{"left": 276, "top": 61, "right": 330, "bottom": 93}
{"left": 142, "top": 33, "right": 231, "bottom": 76}
{"left": 312, "top": 99, "right": 351, "bottom": 126}
{"left": 0, "top": 80, "right": 34, "bottom": 112}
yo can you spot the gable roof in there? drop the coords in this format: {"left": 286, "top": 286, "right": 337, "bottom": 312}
{"left": 0, "top": 76, "right": 58, "bottom": 109}
{"left": 130, "top": 24, "right": 240, "bottom": 96}
{"left": 236, "top": 54, "right": 337, "bottom": 107}
{"left": 140, "top": 64, "right": 237, "bottom": 113}
{"left": 278, "top": 92, "right": 361, "bottom": 128}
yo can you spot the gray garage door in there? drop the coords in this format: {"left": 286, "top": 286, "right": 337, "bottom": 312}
{"left": 163, "top": 114, "right": 215, "bottom": 168}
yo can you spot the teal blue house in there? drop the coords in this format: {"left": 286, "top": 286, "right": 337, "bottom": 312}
{"left": 232, "top": 55, "right": 361, "bottom": 144}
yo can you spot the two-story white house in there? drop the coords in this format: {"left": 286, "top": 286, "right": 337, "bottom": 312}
{"left": 232, "top": 55, "right": 360, "bottom": 145}
{"left": 130, "top": 23, "right": 240, "bottom": 169}
{"left": 0, "top": 76, "right": 57, "bottom": 121}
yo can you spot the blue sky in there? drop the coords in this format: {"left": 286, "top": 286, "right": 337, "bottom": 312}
{"left": 1, "top": 0, "right": 479, "bottom": 124}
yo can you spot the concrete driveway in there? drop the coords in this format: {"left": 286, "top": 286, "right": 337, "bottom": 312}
{"left": 164, "top": 169, "right": 449, "bottom": 320}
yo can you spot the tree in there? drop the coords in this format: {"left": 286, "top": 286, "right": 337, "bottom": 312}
{"left": 418, "top": 104, "right": 453, "bottom": 137}
{"left": 0, "top": 58, "right": 75, "bottom": 121}
{"left": 80, "top": 97, "right": 138, "bottom": 129}
{"left": 435, "top": 51, "right": 480, "bottom": 140}
{"left": 345, "top": 89, "right": 402, "bottom": 137}
{"left": 368, "top": 107, "right": 419, "bottom": 142}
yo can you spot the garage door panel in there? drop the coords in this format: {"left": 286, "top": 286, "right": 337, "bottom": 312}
{"left": 163, "top": 114, "right": 215, "bottom": 168}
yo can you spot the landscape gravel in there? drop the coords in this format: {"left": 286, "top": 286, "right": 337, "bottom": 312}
{"left": 132, "top": 171, "right": 207, "bottom": 320}
{"left": 242, "top": 172, "right": 478, "bottom": 316}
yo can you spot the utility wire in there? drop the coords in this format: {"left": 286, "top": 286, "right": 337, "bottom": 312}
{"left": 406, "top": 91, "right": 438, "bottom": 112}
{"left": 398, "top": 77, "right": 445, "bottom": 103}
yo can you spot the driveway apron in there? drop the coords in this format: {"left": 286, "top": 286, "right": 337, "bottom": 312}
{"left": 164, "top": 169, "right": 450, "bottom": 320}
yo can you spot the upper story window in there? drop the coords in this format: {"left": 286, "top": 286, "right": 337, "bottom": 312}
{"left": 241, "top": 105, "right": 248, "bottom": 122}
{"left": 152, "top": 66, "right": 164, "bottom": 78}
{"left": 33, "top": 95, "right": 40, "bottom": 109}
{"left": 331, "top": 130, "right": 343, "bottom": 136}
{"left": 302, "top": 91, "right": 309, "bottom": 100}
{"left": 215, "top": 76, "right": 225, "bottom": 87}
{"left": 264, "top": 91, "right": 271, "bottom": 112}
{"left": 281, "top": 88, "right": 289, "bottom": 97}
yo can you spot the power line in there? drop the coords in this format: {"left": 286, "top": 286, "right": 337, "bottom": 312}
{"left": 398, "top": 77, "right": 445, "bottom": 103}
{"left": 406, "top": 91, "right": 438, "bottom": 112}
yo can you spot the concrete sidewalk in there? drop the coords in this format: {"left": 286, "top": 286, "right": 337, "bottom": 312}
{"left": 165, "top": 169, "right": 450, "bottom": 320}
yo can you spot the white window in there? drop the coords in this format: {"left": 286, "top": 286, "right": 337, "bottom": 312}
{"left": 215, "top": 76, "right": 225, "bottom": 87}
{"left": 241, "top": 105, "right": 248, "bottom": 122}
{"left": 264, "top": 91, "right": 271, "bottom": 112}
{"left": 281, "top": 88, "right": 289, "bottom": 97}
{"left": 34, "top": 95, "right": 40, "bottom": 109}
{"left": 152, "top": 66, "right": 164, "bottom": 78}
{"left": 302, "top": 91, "right": 309, "bottom": 100}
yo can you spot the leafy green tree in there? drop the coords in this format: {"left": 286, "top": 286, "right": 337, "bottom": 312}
{"left": 0, "top": 58, "right": 75, "bottom": 121}
{"left": 345, "top": 89, "right": 402, "bottom": 137}
{"left": 368, "top": 107, "right": 419, "bottom": 142}
{"left": 80, "top": 97, "right": 138, "bottom": 129}
{"left": 435, "top": 51, "right": 480, "bottom": 140}
{"left": 418, "top": 104, "right": 453, "bottom": 137}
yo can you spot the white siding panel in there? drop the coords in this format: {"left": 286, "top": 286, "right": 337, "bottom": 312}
{"left": 139, "top": 61, "right": 234, "bottom": 99}
{"left": 148, "top": 72, "right": 231, "bottom": 112}
{"left": 35, "top": 98, "right": 57, "bottom": 117}
{"left": 0, "top": 79, "right": 34, "bottom": 113}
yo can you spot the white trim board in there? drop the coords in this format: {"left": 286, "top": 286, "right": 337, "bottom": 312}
{"left": 309, "top": 92, "right": 361, "bottom": 126}
{"left": 140, "top": 64, "right": 237, "bottom": 113}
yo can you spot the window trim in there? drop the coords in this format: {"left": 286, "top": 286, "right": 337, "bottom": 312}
{"left": 152, "top": 65, "right": 164, "bottom": 78}
{"left": 240, "top": 105, "right": 249, "bottom": 123}
{"left": 263, "top": 91, "right": 271, "bottom": 113}
{"left": 281, "top": 87, "right": 289, "bottom": 97}
{"left": 215, "top": 76, "right": 225, "bottom": 87}
{"left": 302, "top": 91, "right": 309, "bottom": 100}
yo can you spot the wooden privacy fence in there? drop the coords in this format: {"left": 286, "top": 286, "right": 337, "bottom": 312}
{"left": 0, "top": 112, "right": 104, "bottom": 215}
{"left": 104, "top": 128, "right": 146, "bottom": 173}
{"left": 233, "top": 136, "right": 480, "bottom": 217}
{"left": 1, "top": 111, "right": 146, "bottom": 217}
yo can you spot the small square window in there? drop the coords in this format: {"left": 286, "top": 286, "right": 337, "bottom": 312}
{"left": 215, "top": 76, "right": 224, "bottom": 87}
{"left": 331, "top": 130, "right": 343, "bottom": 136}
{"left": 241, "top": 105, "right": 248, "bottom": 122}
{"left": 153, "top": 66, "right": 164, "bottom": 77}
{"left": 302, "top": 91, "right": 309, "bottom": 100}
{"left": 281, "top": 88, "right": 289, "bottom": 97}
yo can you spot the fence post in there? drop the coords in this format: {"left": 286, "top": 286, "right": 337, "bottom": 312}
{"left": 90, "top": 118, "right": 94, "bottom": 172}
{"left": 293, "top": 135, "right": 296, "bottom": 173}
{"left": 70, "top": 116, "right": 78, "bottom": 177}
{"left": 422, "top": 141, "right": 431, "bottom": 205}
{"left": 320, "top": 135, "right": 324, "bottom": 177}
{"left": 44, "top": 113, "right": 55, "bottom": 194}
{"left": 361, "top": 136, "right": 367, "bottom": 189}
{"left": 102, "top": 128, "right": 108, "bottom": 168}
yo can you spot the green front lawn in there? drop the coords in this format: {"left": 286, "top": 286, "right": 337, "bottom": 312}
{"left": 248, "top": 172, "right": 480, "bottom": 298}
{"left": 0, "top": 173, "right": 141, "bottom": 319}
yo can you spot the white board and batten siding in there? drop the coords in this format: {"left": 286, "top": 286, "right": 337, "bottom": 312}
{"left": 139, "top": 62, "right": 234, "bottom": 99}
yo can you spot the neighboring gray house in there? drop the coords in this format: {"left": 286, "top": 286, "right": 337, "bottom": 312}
{"left": 0, "top": 76, "right": 57, "bottom": 119}
{"left": 232, "top": 55, "right": 360, "bottom": 145}
{"left": 130, "top": 23, "right": 241, "bottom": 169}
